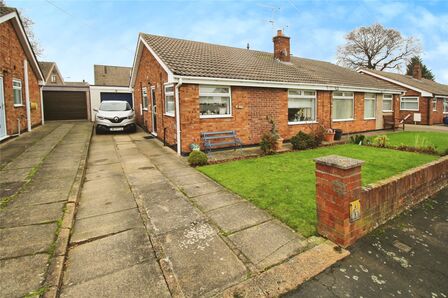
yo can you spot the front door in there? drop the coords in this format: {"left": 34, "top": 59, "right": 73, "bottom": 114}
{"left": 0, "top": 77, "right": 6, "bottom": 139}
{"left": 151, "top": 87, "right": 157, "bottom": 135}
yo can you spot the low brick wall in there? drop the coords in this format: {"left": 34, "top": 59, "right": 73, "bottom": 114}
{"left": 315, "top": 155, "right": 448, "bottom": 247}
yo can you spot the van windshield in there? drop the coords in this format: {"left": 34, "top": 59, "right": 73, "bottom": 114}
{"left": 100, "top": 101, "right": 131, "bottom": 111}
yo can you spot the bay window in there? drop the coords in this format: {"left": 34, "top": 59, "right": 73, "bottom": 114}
{"left": 142, "top": 87, "right": 148, "bottom": 110}
{"left": 382, "top": 94, "right": 393, "bottom": 112}
{"left": 332, "top": 91, "right": 354, "bottom": 121}
{"left": 199, "top": 85, "right": 231, "bottom": 118}
{"left": 364, "top": 93, "right": 376, "bottom": 119}
{"left": 165, "top": 85, "right": 175, "bottom": 116}
{"left": 13, "top": 79, "right": 22, "bottom": 106}
{"left": 400, "top": 96, "right": 419, "bottom": 111}
{"left": 288, "top": 90, "right": 316, "bottom": 123}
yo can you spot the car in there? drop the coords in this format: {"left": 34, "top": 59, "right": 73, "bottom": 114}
{"left": 94, "top": 101, "right": 136, "bottom": 134}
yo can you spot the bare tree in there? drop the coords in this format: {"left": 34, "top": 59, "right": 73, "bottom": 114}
{"left": 1, "top": 0, "right": 43, "bottom": 56}
{"left": 337, "top": 23, "right": 420, "bottom": 71}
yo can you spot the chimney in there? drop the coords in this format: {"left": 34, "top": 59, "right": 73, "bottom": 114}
{"left": 273, "top": 29, "right": 290, "bottom": 62}
{"left": 413, "top": 62, "right": 422, "bottom": 80}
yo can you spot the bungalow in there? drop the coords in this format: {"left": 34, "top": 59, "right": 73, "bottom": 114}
{"left": 0, "top": 6, "right": 44, "bottom": 140}
{"left": 359, "top": 66, "right": 448, "bottom": 125}
{"left": 130, "top": 30, "right": 403, "bottom": 155}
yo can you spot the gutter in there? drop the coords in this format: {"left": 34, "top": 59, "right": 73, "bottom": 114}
{"left": 175, "top": 78, "right": 183, "bottom": 155}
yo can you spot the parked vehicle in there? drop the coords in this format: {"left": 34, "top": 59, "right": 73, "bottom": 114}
{"left": 94, "top": 100, "right": 136, "bottom": 134}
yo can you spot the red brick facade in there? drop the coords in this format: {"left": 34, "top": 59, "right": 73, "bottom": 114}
{"left": 0, "top": 19, "right": 42, "bottom": 135}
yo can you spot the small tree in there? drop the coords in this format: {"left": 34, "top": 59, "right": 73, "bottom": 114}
{"left": 406, "top": 56, "right": 435, "bottom": 81}
{"left": 337, "top": 23, "right": 420, "bottom": 71}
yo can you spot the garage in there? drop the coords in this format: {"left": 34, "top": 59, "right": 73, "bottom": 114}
{"left": 43, "top": 91, "right": 88, "bottom": 120}
{"left": 100, "top": 92, "right": 132, "bottom": 107}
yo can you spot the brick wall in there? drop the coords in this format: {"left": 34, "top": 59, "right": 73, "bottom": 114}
{"left": 315, "top": 155, "right": 448, "bottom": 247}
{"left": 0, "top": 20, "right": 42, "bottom": 135}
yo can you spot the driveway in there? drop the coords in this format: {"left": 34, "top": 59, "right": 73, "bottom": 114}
{"left": 284, "top": 187, "right": 448, "bottom": 298}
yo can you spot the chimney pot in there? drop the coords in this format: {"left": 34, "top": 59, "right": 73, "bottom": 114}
{"left": 273, "top": 29, "right": 291, "bottom": 62}
{"left": 413, "top": 62, "right": 422, "bottom": 80}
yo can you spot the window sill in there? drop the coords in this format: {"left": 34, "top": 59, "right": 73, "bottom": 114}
{"left": 14, "top": 104, "right": 24, "bottom": 108}
{"left": 143, "top": 108, "right": 148, "bottom": 111}
{"left": 364, "top": 117, "right": 376, "bottom": 120}
{"left": 288, "top": 121, "right": 317, "bottom": 125}
{"left": 164, "top": 113, "right": 175, "bottom": 117}
{"left": 200, "top": 115, "right": 232, "bottom": 119}
{"left": 400, "top": 109, "right": 419, "bottom": 111}
{"left": 382, "top": 110, "right": 393, "bottom": 113}
{"left": 332, "top": 118, "right": 354, "bottom": 122}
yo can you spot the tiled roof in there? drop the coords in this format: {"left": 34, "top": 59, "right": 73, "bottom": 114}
{"left": 141, "top": 33, "right": 402, "bottom": 91}
{"left": 360, "top": 68, "right": 448, "bottom": 96}
{"left": 0, "top": 6, "right": 16, "bottom": 18}
{"left": 94, "top": 64, "right": 131, "bottom": 86}
{"left": 38, "top": 61, "right": 54, "bottom": 80}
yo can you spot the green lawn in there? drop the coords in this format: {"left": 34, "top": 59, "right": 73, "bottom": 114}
{"left": 382, "top": 131, "right": 448, "bottom": 154}
{"left": 198, "top": 144, "right": 438, "bottom": 237}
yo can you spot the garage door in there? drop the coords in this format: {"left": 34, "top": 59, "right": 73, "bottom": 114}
{"left": 43, "top": 91, "right": 87, "bottom": 120}
{"left": 100, "top": 92, "right": 133, "bottom": 108}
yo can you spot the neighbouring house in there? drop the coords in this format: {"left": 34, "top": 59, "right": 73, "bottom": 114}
{"left": 359, "top": 66, "right": 448, "bottom": 125}
{"left": 40, "top": 61, "right": 90, "bottom": 121}
{"left": 0, "top": 6, "right": 45, "bottom": 140}
{"left": 130, "top": 30, "right": 404, "bottom": 155}
{"left": 89, "top": 64, "right": 132, "bottom": 121}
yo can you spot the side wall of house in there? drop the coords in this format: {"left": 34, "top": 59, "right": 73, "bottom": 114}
{"left": 0, "top": 20, "right": 42, "bottom": 135}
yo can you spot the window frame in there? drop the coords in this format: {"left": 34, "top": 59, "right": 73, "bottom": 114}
{"left": 382, "top": 94, "right": 393, "bottom": 112}
{"left": 287, "top": 89, "right": 317, "bottom": 125}
{"left": 51, "top": 74, "right": 57, "bottom": 83}
{"left": 332, "top": 91, "right": 355, "bottom": 122}
{"left": 400, "top": 96, "right": 419, "bottom": 111}
{"left": 432, "top": 98, "right": 437, "bottom": 112}
{"left": 199, "top": 85, "right": 232, "bottom": 119}
{"left": 364, "top": 93, "right": 376, "bottom": 120}
{"left": 441, "top": 97, "right": 448, "bottom": 114}
{"left": 164, "top": 84, "right": 175, "bottom": 117}
{"left": 13, "top": 79, "right": 23, "bottom": 106}
{"left": 142, "top": 87, "right": 148, "bottom": 110}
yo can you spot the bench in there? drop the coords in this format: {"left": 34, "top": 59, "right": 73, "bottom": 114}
{"left": 383, "top": 114, "right": 411, "bottom": 131}
{"left": 201, "top": 130, "right": 242, "bottom": 153}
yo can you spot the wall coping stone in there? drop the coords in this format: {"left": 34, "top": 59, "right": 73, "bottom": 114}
{"left": 314, "top": 155, "right": 364, "bottom": 170}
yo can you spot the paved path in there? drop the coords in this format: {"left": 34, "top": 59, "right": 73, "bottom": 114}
{"left": 61, "top": 130, "right": 342, "bottom": 297}
{"left": 405, "top": 124, "right": 448, "bottom": 133}
{"left": 284, "top": 187, "right": 448, "bottom": 298}
{"left": 0, "top": 121, "right": 92, "bottom": 298}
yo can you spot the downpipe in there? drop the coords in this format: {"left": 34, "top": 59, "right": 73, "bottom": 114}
{"left": 175, "top": 78, "right": 183, "bottom": 155}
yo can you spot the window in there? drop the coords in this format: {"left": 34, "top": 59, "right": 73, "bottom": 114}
{"left": 288, "top": 89, "right": 316, "bottom": 123}
{"left": 51, "top": 74, "right": 56, "bottom": 83}
{"left": 165, "top": 85, "right": 175, "bottom": 116}
{"left": 364, "top": 93, "right": 376, "bottom": 119}
{"left": 400, "top": 97, "right": 419, "bottom": 111}
{"left": 443, "top": 98, "right": 448, "bottom": 114}
{"left": 433, "top": 98, "right": 437, "bottom": 112}
{"left": 199, "top": 85, "right": 231, "bottom": 117}
{"left": 142, "top": 87, "right": 148, "bottom": 110}
{"left": 382, "top": 94, "right": 393, "bottom": 112}
{"left": 332, "top": 91, "right": 354, "bottom": 121}
{"left": 13, "top": 79, "right": 22, "bottom": 106}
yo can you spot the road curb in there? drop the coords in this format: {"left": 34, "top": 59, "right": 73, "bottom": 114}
{"left": 42, "top": 126, "right": 93, "bottom": 298}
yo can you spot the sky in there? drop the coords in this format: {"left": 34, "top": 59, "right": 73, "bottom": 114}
{"left": 6, "top": 0, "right": 448, "bottom": 84}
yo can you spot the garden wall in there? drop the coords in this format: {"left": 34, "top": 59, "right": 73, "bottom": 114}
{"left": 315, "top": 155, "right": 448, "bottom": 247}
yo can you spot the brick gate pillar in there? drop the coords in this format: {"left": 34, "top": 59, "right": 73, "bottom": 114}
{"left": 314, "top": 155, "right": 364, "bottom": 247}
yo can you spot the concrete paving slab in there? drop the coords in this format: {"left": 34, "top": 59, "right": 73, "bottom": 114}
{"left": 9, "top": 189, "right": 69, "bottom": 207}
{"left": 145, "top": 195, "right": 204, "bottom": 235}
{"left": 79, "top": 176, "right": 130, "bottom": 197}
{"left": 63, "top": 229, "right": 154, "bottom": 285}
{"left": 25, "top": 176, "right": 75, "bottom": 193}
{"left": 229, "top": 220, "right": 306, "bottom": 270}
{"left": 0, "top": 202, "right": 64, "bottom": 228}
{"left": 2, "top": 155, "right": 44, "bottom": 170}
{"left": 159, "top": 221, "right": 247, "bottom": 296}
{"left": 137, "top": 181, "right": 181, "bottom": 205}
{"left": 70, "top": 208, "right": 142, "bottom": 244}
{"left": 60, "top": 262, "right": 171, "bottom": 298}
{"left": 87, "top": 154, "right": 120, "bottom": 166}
{"left": 192, "top": 191, "right": 242, "bottom": 212}
{"left": 0, "top": 254, "right": 49, "bottom": 297}
{"left": 0, "top": 181, "right": 24, "bottom": 198}
{"left": 0, "top": 223, "right": 56, "bottom": 258}
{"left": 84, "top": 163, "right": 123, "bottom": 181}
{"left": 76, "top": 189, "right": 136, "bottom": 219}
{"left": 0, "top": 167, "right": 32, "bottom": 183}
{"left": 207, "top": 201, "right": 271, "bottom": 234}
{"left": 180, "top": 181, "right": 224, "bottom": 198}
{"left": 167, "top": 172, "right": 211, "bottom": 187}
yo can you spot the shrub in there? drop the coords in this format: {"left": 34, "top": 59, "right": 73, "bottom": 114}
{"left": 188, "top": 150, "right": 208, "bottom": 166}
{"left": 309, "top": 125, "right": 325, "bottom": 147}
{"left": 291, "top": 131, "right": 315, "bottom": 150}
{"left": 349, "top": 134, "right": 366, "bottom": 145}
{"left": 373, "top": 135, "right": 389, "bottom": 148}
{"left": 260, "top": 132, "right": 277, "bottom": 155}
{"left": 443, "top": 148, "right": 448, "bottom": 156}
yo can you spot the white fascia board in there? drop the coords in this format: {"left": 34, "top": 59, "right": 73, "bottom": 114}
{"left": 174, "top": 75, "right": 403, "bottom": 94}
{"left": 129, "top": 35, "right": 174, "bottom": 88}
{"left": 0, "top": 11, "right": 15, "bottom": 24}
{"left": 89, "top": 85, "right": 132, "bottom": 92}
{"left": 358, "top": 69, "right": 433, "bottom": 97}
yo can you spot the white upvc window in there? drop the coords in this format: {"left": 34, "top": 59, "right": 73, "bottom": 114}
{"left": 382, "top": 94, "right": 393, "bottom": 112}
{"left": 142, "top": 87, "right": 148, "bottom": 110}
{"left": 13, "top": 79, "right": 22, "bottom": 106}
{"left": 164, "top": 85, "right": 175, "bottom": 116}
{"left": 51, "top": 74, "right": 57, "bottom": 83}
{"left": 199, "top": 85, "right": 231, "bottom": 118}
{"left": 332, "top": 91, "right": 354, "bottom": 121}
{"left": 364, "top": 93, "right": 376, "bottom": 119}
{"left": 288, "top": 89, "right": 316, "bottom": 124}
{"left": 432, "top": 98, "right": 437, "bottom": 112}
{"left": 443, "top": 98, "right": 448, "bottom": 114}
{"left": 400, "top": 96, "right": 419, "bottom": 111}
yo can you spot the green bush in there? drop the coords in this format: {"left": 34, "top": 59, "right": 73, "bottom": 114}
{"left": 291, "top": 131, "right": 316, "bottom": 150}
{"left": 373, "top": 135, "right": 389, "bottom": 148}
{"left": 260, "top": 132, "right": 277, "bottom": 155}
{"left": 443, "top": 148, "right": 448, "bottom": 156}
{"left": 188, "top": 150, "right": 208, "bottom": 166}
{"left": 350, "top": 134, "right": 366, "bottom": 145}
